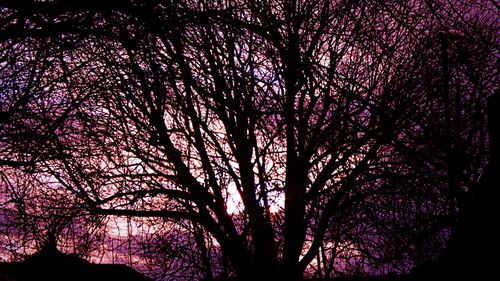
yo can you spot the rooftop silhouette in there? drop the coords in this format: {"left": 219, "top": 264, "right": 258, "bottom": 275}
{"left": 0, "top": 240, "right": 153, "bottom": 281}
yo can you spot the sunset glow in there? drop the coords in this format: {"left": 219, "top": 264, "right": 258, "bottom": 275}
{"left": 0, "top": 1, "right": 497, "bottom": 281}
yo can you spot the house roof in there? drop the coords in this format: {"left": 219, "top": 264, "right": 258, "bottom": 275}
{"left": 0, "top": 246, "right": 153, "bottom": 281}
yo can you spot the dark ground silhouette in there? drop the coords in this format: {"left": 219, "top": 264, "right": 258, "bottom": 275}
{"left": 0, "top": 241, "right": 153, "bottom": 281}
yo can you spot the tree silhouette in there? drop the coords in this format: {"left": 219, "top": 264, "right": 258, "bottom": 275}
{"left": 0, "top": 1, "right": 497, "bottom": 280}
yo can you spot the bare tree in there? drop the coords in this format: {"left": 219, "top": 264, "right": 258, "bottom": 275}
{"left": 0, "top": 1, "right": 497, "bottom": 280}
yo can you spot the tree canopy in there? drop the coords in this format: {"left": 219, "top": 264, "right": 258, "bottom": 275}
{"left": 0, "top": 1, "right": 498, "bottom": 280}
